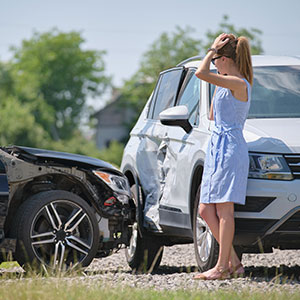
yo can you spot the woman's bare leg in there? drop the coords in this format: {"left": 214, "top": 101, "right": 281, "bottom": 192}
{"left": 199, "top": 203, "right": 241, "bottom": 268}
{"left": 195, "top": 202, "right": 235, "bottom": 279}
{"left": 215, "top": 202, "right": 235, "bottom": 269}
{"left": 199, "top": 203, "right": 219, "bottom": 238}
{"left": 196, "top": 203, "right": 219, "bottom": 277}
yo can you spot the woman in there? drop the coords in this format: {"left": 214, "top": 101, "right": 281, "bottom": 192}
{"left": 194, "top": 33, "right": 253, "bottom": 280}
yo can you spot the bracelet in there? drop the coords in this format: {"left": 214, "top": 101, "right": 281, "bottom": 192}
{"left": 207, "top": 48, "right": 217, "bottom": 54}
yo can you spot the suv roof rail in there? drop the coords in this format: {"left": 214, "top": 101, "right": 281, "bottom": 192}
{"left": 176, "top": 55, "right": 202, "bottom": 67}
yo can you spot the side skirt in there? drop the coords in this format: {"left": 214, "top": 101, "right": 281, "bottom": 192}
{"left": 158, "top": 205, "right": 193, "bottom": 238}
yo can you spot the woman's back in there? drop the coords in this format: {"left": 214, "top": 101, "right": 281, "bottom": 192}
{"left": 213, "top": 79, "right": 251, "bottom": 129}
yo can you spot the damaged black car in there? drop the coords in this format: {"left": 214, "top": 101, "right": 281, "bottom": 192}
{"left": 0, "top": 146, "right": 136, "bottom": 271}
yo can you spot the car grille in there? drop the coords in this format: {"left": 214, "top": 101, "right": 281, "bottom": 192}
{"left": 284, "top": 154, "right": 300, "bottom": 179}
{"left": 235, "top": 196, "right": 276, "bottom": 212}
{"left": 235, "top": 218, "right": 278, "bottom": 234}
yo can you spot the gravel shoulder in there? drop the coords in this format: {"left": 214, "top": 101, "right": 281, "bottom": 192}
{"left": 1, "top": 244, "right": 300, "bottom": 292}
{"left": 82, "top": 244, "right": 300, "bottom": 291}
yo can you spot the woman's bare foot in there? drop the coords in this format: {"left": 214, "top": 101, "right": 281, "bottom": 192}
{"left": 193, "top": 267, "right": 215, "bottom": 280}
{"left": 194, "top": 266, "right": 230, "bottom": 280}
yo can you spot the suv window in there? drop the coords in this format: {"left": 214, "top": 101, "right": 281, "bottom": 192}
{"left": 149, "top": 68, "right": 183, "bottom": 120}
{"left": 209, "top": 84, "right": 216, "bottom": 104}
{"left": 176, "top": 69, "right": 201, "bottom": 125}
{"left": 249, "top": 65, "right": 300, "bottom": 118}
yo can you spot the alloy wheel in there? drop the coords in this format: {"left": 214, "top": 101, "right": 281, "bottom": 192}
{"left": 30, "top": 200, "right": 94, "bottom": 270}
{"left": 195, "top": 211, "right": 213, "bottom": 263}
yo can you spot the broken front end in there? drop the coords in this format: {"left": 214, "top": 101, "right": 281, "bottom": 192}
{"left": 0, "top": 146, "right": 135, "bottom": 268}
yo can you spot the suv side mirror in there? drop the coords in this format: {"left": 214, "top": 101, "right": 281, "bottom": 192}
{"left": 159, "top": 106, "right": 192, "bottom": 133}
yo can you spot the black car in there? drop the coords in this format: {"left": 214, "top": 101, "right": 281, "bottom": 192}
{"left": 0, "top": 146, "right": 136, "bottom": 271}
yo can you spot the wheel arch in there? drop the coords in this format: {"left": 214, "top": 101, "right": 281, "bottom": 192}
{"left": 189, "top": 160, "right": 204, "bottom": 230}
{"left": 5, "top": 173, "right": 96, "bottom": 237}
{"left": 122, "top": 164, "right": 145, "bottom": 235}
{"left": 122, "top": 164, "right": 139, "bottom": 187}
{"left": 122, "top": 164, "right": 144, "bottom": 201}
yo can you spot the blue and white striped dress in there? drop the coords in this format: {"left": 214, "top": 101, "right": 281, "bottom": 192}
{"left": 200, "top": 79, "right": 251, "bottom": 205}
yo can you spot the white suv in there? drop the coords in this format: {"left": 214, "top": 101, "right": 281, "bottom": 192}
{"left": 121, "top": 55, "right": 300, "bottom": 272}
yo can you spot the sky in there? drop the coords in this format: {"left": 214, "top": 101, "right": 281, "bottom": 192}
{"left": 1, "top": 0, "right": 299, "bottom": 94}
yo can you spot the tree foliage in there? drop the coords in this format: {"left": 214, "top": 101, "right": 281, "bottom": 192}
{"left": 119, "top": 16, "right": 263, "bottom": 130}
{"left": 139, "top": 26, "right": 202, "bottom": 81}
{"left": 0, "top": 29, "right": 118, "bottom": 163}
{"left": 204, "top": 15, "right": 263, "bottom": 55}
{"left": 119, "top": 26, "right": 203, "bottom": 125}
{"left": 0, "top": 18, "right": 264, "bottom": 167}
{"left": 0, "top": 62, "right": 49, "bottom": 147}
{"left": 0, "top": 96, "right": 49, "bottom": 147}
{"left": 10, "top": 29, "right": 110, "bottom": 140}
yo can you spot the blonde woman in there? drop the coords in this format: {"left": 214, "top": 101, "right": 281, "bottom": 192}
{"left": 194, "top": 33, "right": 253, "bottom": 280}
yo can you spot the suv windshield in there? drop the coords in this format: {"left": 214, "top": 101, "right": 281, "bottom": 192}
{"left": 249, "top": 65, "right": 300, "bottom": 118}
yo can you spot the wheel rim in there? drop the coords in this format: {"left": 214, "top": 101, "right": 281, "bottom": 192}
{"left": 127, "top": 222, "right": 138, "bottom": 259}
{"left": 30, "top": 200, "right": 94, "bottom": 270}
{"left": 196, "top": 214, "right": 213, "bottom": 263}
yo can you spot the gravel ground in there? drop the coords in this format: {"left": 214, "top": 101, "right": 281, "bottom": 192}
{"left": 1, "top": 244, "right": 300, "bottom": 292}
{"left": 81, "top": 244, "right": 300, "bottom": 291}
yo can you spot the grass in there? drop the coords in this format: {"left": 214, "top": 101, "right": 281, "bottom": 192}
{"left": 0, "top": 261, "right": 20, "bottom": 268}
{"left": 1, "top": 261, "right": 300, "bottom": 300}
{"left": 0, "top": 277, "right": 299, "bottom": 300}
{"left": 0, "top": 280, "right": 299, "bottom": 300}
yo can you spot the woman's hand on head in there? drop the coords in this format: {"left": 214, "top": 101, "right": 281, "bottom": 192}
{"left": 211, "top": 33, "right": 230, "bottom": 51}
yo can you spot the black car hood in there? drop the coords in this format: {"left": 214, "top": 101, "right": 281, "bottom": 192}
{"left": 13, "top": 146, "right": 118, "bottom": 172}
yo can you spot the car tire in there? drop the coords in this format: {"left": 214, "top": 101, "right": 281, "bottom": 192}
{"left": 12, "top": 190, "right": 99, "bottom": 271}
{"left": 193, "top": 185, "right": 219, "bottom": 272}
{"left": 125, "top": 184, "right": 163, "bottom": 273}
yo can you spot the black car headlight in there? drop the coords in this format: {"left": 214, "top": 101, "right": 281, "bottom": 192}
{"left": 93, "top": 170, "right": 131, "bottom": 199}
{"left": 249, "top": 153, "right": 293, "bottom": 180}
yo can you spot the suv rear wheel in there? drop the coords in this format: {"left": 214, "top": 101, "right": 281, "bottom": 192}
{"left": 193, "top": 186, "right": 219, "bottom": 272}
{"left": 13, "top": 190, "right": 99, "bottom": 271}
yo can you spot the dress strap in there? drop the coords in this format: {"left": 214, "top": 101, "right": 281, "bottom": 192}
{"left": 242, "top": 78, "right": 251, "bottom": 103}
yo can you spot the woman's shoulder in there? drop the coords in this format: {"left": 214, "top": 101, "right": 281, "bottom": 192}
{"left": 241, "top": 78, "right": 251, "bottom": 88}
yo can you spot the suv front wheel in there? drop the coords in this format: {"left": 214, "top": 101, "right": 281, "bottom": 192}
{"left": 193, "top": 185, "right": 219, "bottom": 272}
{"left": 125, "top": 184, "right": 163, "bottom": 273}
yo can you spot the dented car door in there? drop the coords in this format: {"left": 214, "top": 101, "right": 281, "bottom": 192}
{"left": 158, "top": 69, "right": 202, "bottom": 229}
{"left": 136, "top": 67, "right": 185, "bottom": 231}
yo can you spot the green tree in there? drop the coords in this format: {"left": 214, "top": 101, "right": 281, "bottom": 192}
{"left": 118, "top": 16, "right": 263, "bottom": 130}
{"left": 97, "top": 140, "right": 124, "bottom": 167}
{"left": 0, "top": 62, "right": 13, "bottom": 96}
{"left": 139, "top": 26, "right": 202, "bottom": 81}
{"left": 0, "top": 30, "right": 117, "bottom": 165}
{"left": 204, "top": 15, "right": 263, "bottom": 55}
{"left": 0, "top": 96, "right": 50, "bottom": 147}
{"left": 10, "top": 29, "right": 111, "bottom": 140}
{"left": 119, "top": 26, "right": 202, "bottom": 125}
{"left": 0, "top": 62, "right": 49, "bottom": 147}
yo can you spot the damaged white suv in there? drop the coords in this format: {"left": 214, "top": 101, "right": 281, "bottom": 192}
{"left": 121, "top": 55, "right": 300, "bottom": 272}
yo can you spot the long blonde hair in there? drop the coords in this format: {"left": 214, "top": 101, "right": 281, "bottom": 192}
{"left": 217, "top": 34, "right": 253, "bottom": 85}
